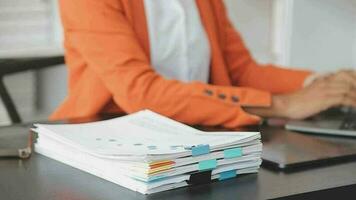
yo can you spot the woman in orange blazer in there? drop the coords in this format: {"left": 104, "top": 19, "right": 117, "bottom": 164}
{"left": 52, "top": 0, "right": 356, "bottom": 128}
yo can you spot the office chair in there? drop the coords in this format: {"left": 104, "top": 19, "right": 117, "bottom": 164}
{"left": 0, "top": 56, "right": 65, "bottom": 123}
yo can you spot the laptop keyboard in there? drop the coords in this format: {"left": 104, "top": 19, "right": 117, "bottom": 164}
{"left": 340, "top": 109, "right": 356, "bottom": 130}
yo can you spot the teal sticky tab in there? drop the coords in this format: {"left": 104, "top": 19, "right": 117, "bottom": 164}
{"left": 192, "top": 144, "right": 210, "bottom": 156}
{"left": 219, "top": 170, "right": 237, "bottom": 181}
{"left": 198, "top": 159, "right": 217, "bottom": 171}
{"left": 147, "top": 175, "right": 167, "bottom": 182}
{"left": 224, "top": 147, "right": 242, "bottom": 159}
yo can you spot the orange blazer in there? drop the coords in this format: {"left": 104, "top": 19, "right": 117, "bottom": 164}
{"left": 52, "top": 0, "right": 311, "bottom": 128}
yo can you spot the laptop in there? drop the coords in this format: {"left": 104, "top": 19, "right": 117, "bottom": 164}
{"left": 261, "top": 107, "right": 356, "bottom": 170}
{"left": 261, "top": 125, "right": 356, "bottom": 170}
{"left": 286, "top": 107, "right": 356, "bottom": 137}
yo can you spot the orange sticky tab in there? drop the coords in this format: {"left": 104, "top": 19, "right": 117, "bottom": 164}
{"left": 147, "top": 165, "right": 173, "bottom": 175}
{"left": 149, "top": 160, "right": 175, "bottom": 169}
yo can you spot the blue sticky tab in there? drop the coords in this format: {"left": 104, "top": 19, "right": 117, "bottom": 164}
{"left": 147, "top": 175, "right": 167, "bottom": 182}
{"left": 192, "top": 144, "right": 210, "bottom": 156}
{"left": 219, "top": 170, "right": 237, "bottom": 181}
{"left": 198, "top": 159, "right": 217, "bottom": 171}
{"left": 224, "top": 147, "right": 242, "bottom": 159}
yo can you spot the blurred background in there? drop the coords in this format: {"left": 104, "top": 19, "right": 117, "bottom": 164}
{"left": 1, "top": 0, "right": 356, "bottom": 125}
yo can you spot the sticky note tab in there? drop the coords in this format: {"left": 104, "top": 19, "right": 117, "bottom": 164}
{"left": 198, "top": 159, "right": 217, "bottom": 171}
{"left": 192, "top": 144, "right": 210, "bottom": 156}
{"left": 147, "top": 175, "right": 167, "bottom": 182}
{"left": 219, "top": 170, "right": 237, "bottom": 181}
{"left": 224, "top": 147, "right": 242, "bottom": 159}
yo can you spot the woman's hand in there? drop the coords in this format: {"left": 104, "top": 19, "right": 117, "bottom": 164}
{"left": 244, "top": 70, "right": 356, "bottom": 119}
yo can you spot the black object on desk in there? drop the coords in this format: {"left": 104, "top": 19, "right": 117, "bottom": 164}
{"left": 0, "top": 56, "right": 64, "bottom": 123}
{"left": 0, "top": 124, "right": 32, "bottom": 158}
{"left": 262, "top": 126, "right": 356, "bottom": 170}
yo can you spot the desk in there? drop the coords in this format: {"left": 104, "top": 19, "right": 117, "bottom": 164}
{"left": 1, "top": 124, "right": 356, "bottom": 200}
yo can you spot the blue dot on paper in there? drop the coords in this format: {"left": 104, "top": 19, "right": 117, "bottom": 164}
{"left": 147, "top": 145, "right": 157, "bottom": 150}
{"left": 170, "top": 145, "right": 181, "bottom": 150}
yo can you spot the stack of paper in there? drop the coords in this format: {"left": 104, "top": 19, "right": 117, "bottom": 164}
{"left": 33, "top": 110, "right": 262, "bottom": 194}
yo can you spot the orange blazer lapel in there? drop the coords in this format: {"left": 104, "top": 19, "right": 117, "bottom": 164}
{"left": 127, "top": 0, "right": 151, "bottom": 61}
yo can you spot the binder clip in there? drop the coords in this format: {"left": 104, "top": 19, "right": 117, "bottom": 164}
{"left": 188, "top": 170, "right": 212, "bottom": 185}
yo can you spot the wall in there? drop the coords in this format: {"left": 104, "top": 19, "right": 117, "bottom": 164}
{"left": 225, "top": 0, "right": 356, "bottom": 72}
{"left": 289, "top": 0, "right": 356, "bottom": 72}
{"left": 224, "top": 0, "right": 274, "bottom": 64}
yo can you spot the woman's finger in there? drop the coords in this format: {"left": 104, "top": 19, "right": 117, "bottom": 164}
{"left": 331, "top": 70, "right": 356, "bottom": 88}
{"left": 327, "top": 94, "right": 356, "bottom": 108}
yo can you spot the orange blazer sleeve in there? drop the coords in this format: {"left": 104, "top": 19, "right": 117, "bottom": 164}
{"left": 214, "top": 1, "right": 312, "bottom": 94}
{"left": 59, "top": 0, "right": 273, "bottom": 128}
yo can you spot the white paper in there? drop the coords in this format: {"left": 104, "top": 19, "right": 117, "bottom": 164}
{"left": 34, "top": 110, "right": 259, "bottom": 157}
{"left": 34, "top": 110, "right": 263, "bottom": 194}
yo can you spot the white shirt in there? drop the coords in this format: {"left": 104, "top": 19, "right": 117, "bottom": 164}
{"left": 144, "top": 0, "right": 211, "bottom": 83}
